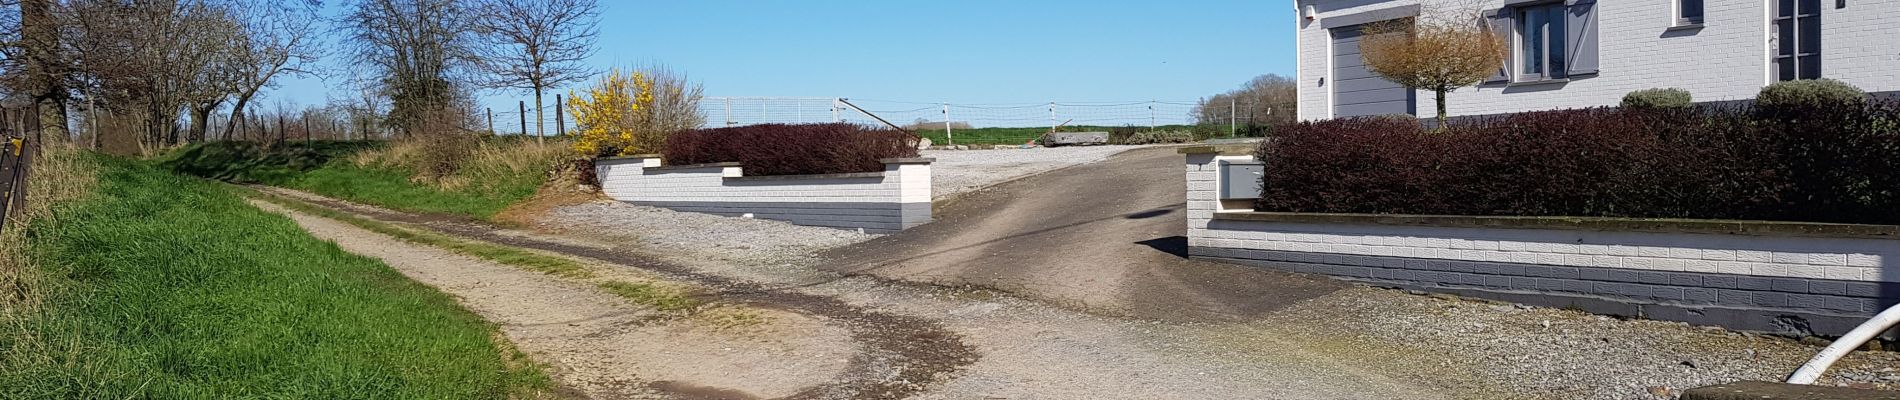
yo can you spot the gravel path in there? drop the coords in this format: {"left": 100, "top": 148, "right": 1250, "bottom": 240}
{"left": 924, "top": 146, "right": 1144, "bottom": 200}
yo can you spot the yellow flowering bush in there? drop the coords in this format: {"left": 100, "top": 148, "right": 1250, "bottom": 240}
{"left": 566, "top": 68, "right": 658, "bottom": 156}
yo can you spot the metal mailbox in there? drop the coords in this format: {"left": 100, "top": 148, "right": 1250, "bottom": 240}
{"left": 1219, "top": 160, "right": 1264, "bottom": 199}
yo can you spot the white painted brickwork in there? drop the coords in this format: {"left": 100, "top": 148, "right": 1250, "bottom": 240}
{"left": 595, "top": 156, "right": 931, "bottom": 232}
{"left": 1295, "top": 0, "right": 1900, "bottom": 120}
{"left": 1186, "top": 154, "right": 1896, "bottom": 283}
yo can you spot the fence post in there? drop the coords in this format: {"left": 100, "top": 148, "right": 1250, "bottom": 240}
{"left": 555, "top": 94, "right": 565, "bottom": 137}
{"left": 943, "top": 103, "right": 953, "bottom": 146}
{"left": 519, "top": 100, "right": 528, "bottom": 138}
{"left": 1149, "top": 100, "right": 1156, "bottom": 132}
{"left": 1049, "top": 102, "right": 1057, "bottom": 129}
{"left": 831, "top": 98, "right": 841, "bottom": 123}
{"left": 486, "top": 107, "right": 494, "bottom": 135}
{"left": 725, "top": 98, "right": 733, "bottom": 127}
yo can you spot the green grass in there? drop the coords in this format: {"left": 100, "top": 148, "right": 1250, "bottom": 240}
{"left": 0, "top": 159, "right": 551, "bottom": 399}
{"left": 245, "top": 189, "right": 593, "bottom": 279}
{"left": 595, "top": 281, "right": 700, "bottom": 312}
{"left": 913, "top": 125, "right": 1204, "bottom": 146}
{"left": 281, "top": 163, "right": 531, "bottom": 221}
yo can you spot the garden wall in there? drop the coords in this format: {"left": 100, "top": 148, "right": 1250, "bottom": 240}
{"left": 595, "top": 155, "right": 932, "bottom": 233}
{"left": 1184, "top": 148, "right": 1900, "bottom": 337}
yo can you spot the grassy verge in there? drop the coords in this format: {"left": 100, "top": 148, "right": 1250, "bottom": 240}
{"left": 0, "top": 159, "right": 551, "bottom": 398}
{"left": 596, "top": 281, "right": 700, "bottom": 312}
{"left": 163, "top": 138, "right": 574, "bottom": 221}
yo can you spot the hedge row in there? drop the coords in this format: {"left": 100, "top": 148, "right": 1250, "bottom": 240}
{"left": 663, "top": 123, "right": 920, "bottom": 176}
{"left": 1256, "top": 100, "right": 1900, "bottom": 224}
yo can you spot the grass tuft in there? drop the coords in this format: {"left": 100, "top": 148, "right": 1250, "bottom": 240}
{"left": 596, "top": 281, "right": 701, "bottom": 313}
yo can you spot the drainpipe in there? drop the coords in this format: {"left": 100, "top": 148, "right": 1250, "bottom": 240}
{"left": 1786, "top": 303, "right": 1900, "bottom": 384}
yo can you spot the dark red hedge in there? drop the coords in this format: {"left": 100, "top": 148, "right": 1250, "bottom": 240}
{"left": 1256, "top": 101, "right": 1900, "bottom": 224}
{"left": 663, "top": 123, "right": 921, "bottom": 176}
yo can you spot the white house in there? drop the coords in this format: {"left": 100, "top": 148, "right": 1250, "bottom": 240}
{"left": 1294, "top": 0, "right": 1900, "bottom": 120}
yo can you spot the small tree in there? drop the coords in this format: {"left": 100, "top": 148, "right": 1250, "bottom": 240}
{"left": 470, "top": 0, "right": 601, "bottom": 145}
{"left": 1358, "top": 2, "right": 1505, "bottom": 124}
{"left": 565, "top": 65, "right": 702, "bottom": 157}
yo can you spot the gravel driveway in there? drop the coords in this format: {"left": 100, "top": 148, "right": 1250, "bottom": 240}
{"left": 924, "top": 145, "right": 1143, "bottom": 200}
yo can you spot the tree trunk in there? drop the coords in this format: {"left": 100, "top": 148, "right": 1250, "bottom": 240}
{"left": 223, "top": 91, "right": 257, "bottom": 142}
{"left": 533, "top": 89, "right": 545, "bottom": 145}
{"left": 1435, "top": 89, "right": 1448, "bottom": 126}
{"left": 189, "top": 105, "right": 214, "bottom": 143}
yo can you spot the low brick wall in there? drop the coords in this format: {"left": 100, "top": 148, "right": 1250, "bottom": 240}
{"left": 1184, "top": 149, "right": 1900, "bottom": 337}
{"left": 596, "top": 155, "right": 931, "bottom": 233}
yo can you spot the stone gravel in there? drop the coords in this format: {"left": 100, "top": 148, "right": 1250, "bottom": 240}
{"left": 923, "top": 145, "right": 1144, "bottom": 200}
{"left": 545, "top": 201, "right": 875, "bottom": 267}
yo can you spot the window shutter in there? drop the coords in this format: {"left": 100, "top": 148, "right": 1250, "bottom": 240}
{"left": 1565, "top": 0, "right": 1600, "bottom": 76}
{"left": 1484, "top": 8, "right": 1514, "bottom": 83}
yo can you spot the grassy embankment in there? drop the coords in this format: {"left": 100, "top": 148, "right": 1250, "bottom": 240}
{"left": 0, "top": 149, "right": 552, "bottom": 398}
{"left": 162, "top": 137, "right": 576, "bottom": 221}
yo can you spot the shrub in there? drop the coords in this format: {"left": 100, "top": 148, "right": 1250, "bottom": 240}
{"left": 566, "top": 66, "right": 705, "bottom": 157}
{"left": 1757, "top": 79, "right": 1867, "bottom": 113}
{"left": 663, "top": 123, "right": 920, "bottom": 176}
{"left": 1621, "top": 88, "right": 1693, "bottom": 109}
{"left": 1123, "top": 130, "right": 1194, "bottom": 145}
{"left": 1256, "top": 100, "right": 1900, "bottom": 225}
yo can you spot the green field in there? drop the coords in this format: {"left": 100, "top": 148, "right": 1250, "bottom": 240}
{"left": 911, "top": 124, "right": 1211, "bottom": 146}
{"left": 1, "top": 158, "right": 550, "bottom": 399}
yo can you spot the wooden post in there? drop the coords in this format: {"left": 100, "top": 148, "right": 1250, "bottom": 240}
{"left": 555, "top": 94, "right": 565, "bottom": 137}
{"left": 518, "top": 101, "right": 527, "bottom": 137}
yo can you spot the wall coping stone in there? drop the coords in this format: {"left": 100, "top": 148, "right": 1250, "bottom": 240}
{"left": 725, "top": 171, "right": 888, "bottom": 181}
{"left": 1211, "top": 211, "right": 1900, "bottom": 240}
{"left": 880, "top": 157, "right": 935, "bottom": 164}
{"left": 645, "top": 162, "right": 742, "bottom": 171}
{"left": 1177, "top": 145, "right": 1255, "bottom": 156}
{"left": 595, "top": 154, "right": 662, "bottom": 161}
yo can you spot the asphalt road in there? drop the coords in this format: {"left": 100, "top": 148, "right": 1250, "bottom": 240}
{"left": 822, "top": 146, "right": 1345, "bottom": 322}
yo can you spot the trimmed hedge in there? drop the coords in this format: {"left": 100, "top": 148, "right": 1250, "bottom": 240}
{"left": 1256, "top": 100, "right": 1900, "bottom": 224}
{"left": 1757, "top": 79, "right": 1867, "bottom": 112}
{"left": 1621, "top": 88, "right": 1693, "bottom": 109}
{"left": 662, "top": 123, "right": 920, "bottom": 176}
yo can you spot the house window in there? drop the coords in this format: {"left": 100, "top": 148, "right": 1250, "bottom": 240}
{"left": 1773, "top": 0, "right": 1821, "bottom": 81}
{"left": 1678, "top": 0, "right": 1704, "bottom": 25}
{"left": 1517, "top": 4, "right": 1567, "bottom": 80}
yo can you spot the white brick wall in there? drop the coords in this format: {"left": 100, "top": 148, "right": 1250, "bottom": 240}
{"left": 595, "top": 156, "right": 931, "bottom": 232}
{"left": 1295, "top": 0, "right": 1900, "bottom": 119}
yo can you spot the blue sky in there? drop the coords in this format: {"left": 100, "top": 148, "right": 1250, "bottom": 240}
{"left": 273, "top": 1, "right": 1297, "bottom": 127}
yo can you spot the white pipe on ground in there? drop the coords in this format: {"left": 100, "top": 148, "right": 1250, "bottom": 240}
{"left": 1787, "top": 303, "right": 1900, "bottom": 384}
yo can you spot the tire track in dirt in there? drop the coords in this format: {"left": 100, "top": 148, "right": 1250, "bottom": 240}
{"left": 253, "top": 187, "right": 978, "bottom": 400}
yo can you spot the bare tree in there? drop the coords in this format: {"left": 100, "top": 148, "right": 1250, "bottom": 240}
{"left": 641, "top": 64, "right": 704, "bottom": 135}
{"left": 340, "top": 0, "right": 475, "bottom": 137}
{"left": 221, "top": 0, "right": 323, "bottom": 143}
{"left": 1358, "top": 1, "right": 1506, "bottom": 124}
{"left": 6, "top": 0, "right": 72, "bottom": 139}
{"left": 469, "top": 0, "right": 599, "bottom": 144}
{"left": 1193, "top": 74, "right": 1297, "bottom": 126}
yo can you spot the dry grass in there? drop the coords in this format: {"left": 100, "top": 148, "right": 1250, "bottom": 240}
{"left": 0, "top": 139, "right": 99, "bottom": 311}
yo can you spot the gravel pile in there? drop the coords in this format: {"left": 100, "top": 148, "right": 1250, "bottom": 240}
{"left": 544, "top": 201, "right": 875, "bottom": 267}
{"left": 1259, "top": 286, "right": 1900, "bottom": 399}
{"left": 924, "top": 145, "right": 1142, "bottom": 199}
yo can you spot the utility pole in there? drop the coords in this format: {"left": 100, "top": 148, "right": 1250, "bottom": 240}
{"left": 943, "top": 103, "right": 953, "bottom": 146}
{"left": 1229, "top": 97, "right": 1237, "bottom": 137}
